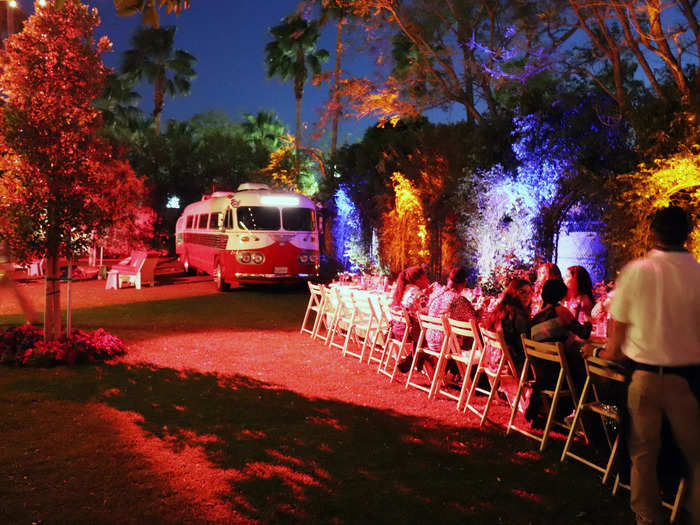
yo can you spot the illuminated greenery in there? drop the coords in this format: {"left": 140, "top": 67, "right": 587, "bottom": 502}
{"left": 606, "top": 151, "right": 700, "bottom": 269}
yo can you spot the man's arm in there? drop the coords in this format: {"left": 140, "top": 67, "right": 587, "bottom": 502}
{"left": 583, "top": 318, "right": 628, "bottom": 361}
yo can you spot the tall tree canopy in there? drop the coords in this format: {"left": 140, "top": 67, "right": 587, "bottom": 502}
{"left": 0, "top": 0, "right": 146, "bottom": 340}
{"left": 113, "top": 0, "right": 191, "bottom": 27}
{"left": 265, "top": 14, "right": 329, "bottom": 176}
{"left": 342, "top": 0, "right": 571, "bottom": 124}
{"left": 121, "top": 25, "right": 196, "bottom": 133}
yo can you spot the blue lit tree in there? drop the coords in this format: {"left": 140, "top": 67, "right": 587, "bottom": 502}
{"left": 332, "top": 184, "right": 368, "bottom": 271}
{"left": 458, "top": 97, "right": 631, "bottom": 283}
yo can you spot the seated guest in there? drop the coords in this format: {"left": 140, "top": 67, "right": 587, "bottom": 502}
{"left": 483, "top": 278, "right": 532, "bottom": 374}
{"left": 527, "top": 279, "right": 592, "bottom": 423}
{"left": 563, "top": 265, "right": 595, "bottom": 324}
{"left": 417, "top": 267, "right": 478, "bottom": 379}
{"left": 391, "top": 266, "right": 431, "bottom": 371}
{"left": 531, "top": 262, "right": 563, "bottom": 315}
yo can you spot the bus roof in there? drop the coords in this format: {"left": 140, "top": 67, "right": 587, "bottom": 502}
{"left": 181, "top": 186, "right": 316, "bottom": 216}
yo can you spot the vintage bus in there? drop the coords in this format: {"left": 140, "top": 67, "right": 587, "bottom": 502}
{"left": 175, "top": 183, "right": 319, "bottom": 290}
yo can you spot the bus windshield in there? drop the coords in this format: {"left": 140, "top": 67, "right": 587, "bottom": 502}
{"left": 282, "top": 208, "right": 315, "bottom": 231}
{"left": 236, "top": 206, "right": 280, "bottom": 231}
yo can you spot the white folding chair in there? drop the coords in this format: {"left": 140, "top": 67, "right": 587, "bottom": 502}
{"left": 341, "top": 290, "right": 375, "bottom": 361}
{"left": 464, "top": 326, "right": 518, "bottom": 427}
{"left": 435, "top": 317, "right": 483, "bottom": 408}
{"left": 300, "top": 282, "right": 323, "bottom": 337}
{"left": 378, "top": 306, "right": 413, "bottom": 383}
{"left": 507, "top": 336, "right": 581, "bottom": 452}
{"left": 327, "top": 287, "right": 356, "bottom": 354}
{"left": 366, "top": 294, "right": 391, "bottom": 367}
{"left": 314, "top": 285, "right": 337, "bottom": 343}
{"left": 405, "top": 314, "right": 448, "bottom": 397}
{"left": 561, "top": 356, "right": 627, "bottom": 484}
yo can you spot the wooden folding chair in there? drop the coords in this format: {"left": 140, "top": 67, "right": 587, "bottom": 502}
{"left": 435, "top": 317, "right": 483, "bottom": 408}
{"left": 561, "top": 356, "right": 627, "bottom": 484}
{"left": 342, "top": 290, "right": 375, "bottom": 362}
{"left": 405, "top": 314, "right": 448, "bottom": 397}
{"left": 327, "top": 287, "right": 356, "bottom": 354}
{"left": 464, "top": 326, "right": 518, "bottom": 427}
{"left": 613, "top": 476, "right": 687, "bottom": 523}
{"left": 366, "top": 294, "right": 391, "bottom": 367}
{"left": 378, "top": 306, "right": 413, "bottom": 383}
{"left": 300, "top": 282, "right": 323, "bottom": 337}
{"left": 507, "top": 336, "right": 581, "bottom": 452}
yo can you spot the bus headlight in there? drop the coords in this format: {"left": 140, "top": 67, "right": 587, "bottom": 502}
{"left": 237, "top": 252, "right": 264, "bottom": 264}
{"left": 299, "top": 252, "right": 317, "bottom": 265}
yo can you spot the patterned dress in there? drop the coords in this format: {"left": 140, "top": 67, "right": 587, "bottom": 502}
{"left": 424, "top": 285, "right": 478, "bottom": 352}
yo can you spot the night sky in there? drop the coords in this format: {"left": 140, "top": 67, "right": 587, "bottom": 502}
{"left": 19, "top": 0, "right": 428, "bottom": 145}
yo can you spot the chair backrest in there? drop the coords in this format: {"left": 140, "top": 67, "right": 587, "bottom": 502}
{"left": 320, "top": 285, "right": 338, "bottom": 317}
{"left": 447, "top": 318, "right": 482, "bottom": 346}
{"left": 129, "top": 251, "right": 148, "bottom": 271}
{"left": 308, "top": 281, "right": 322, "bottom": 297}
{"left": 584, "top": 356, "right": 628, "bottom": 384}
{"left": 335, "top": 286, "right": 355, "bottom": 317}
{"left": 417, "top": 313, "right": 444, "bottom": 333}
{"left": 480, "top": 325, "right": 517, "bottom": 374}
{"left": 367, "top": 293, "right": 383, "bottom": 321}
{"left": 387, "top": 306, "right": 412, "bottom": 343}
{"left": 520, "top": 335, "right": 565, "bottom": 364}
{"left": 351, "top": 290, "right": 374, "bottom": 324}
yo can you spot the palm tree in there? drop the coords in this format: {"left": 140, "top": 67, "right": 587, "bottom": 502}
{"left": 93, "top": 72, "right": 144, "bottom": 141}
{"left": 121, "top": 25, "right": 196, "bottom": 134}
{"left": 318, "top": 2, "right": 349, "bottom": 156}
{"left": 241, "top": 110, "right": 286, "bottom": 153}
{"left": 113, "top": 0, "right": 190, "bottom": 28}
{"left": 265, "top": 15, "right": 329, "bottom": 177}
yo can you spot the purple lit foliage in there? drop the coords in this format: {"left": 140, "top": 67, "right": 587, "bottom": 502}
{"left": 333, "top": 184, "right": 367, "bottom": 271}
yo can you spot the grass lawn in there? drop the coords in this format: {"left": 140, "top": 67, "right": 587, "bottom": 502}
{"left": 0, "top": 278, "right": 633, "bottom": 524}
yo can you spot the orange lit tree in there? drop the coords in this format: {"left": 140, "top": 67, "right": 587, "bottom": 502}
{"left": 379, "top": 172, "right": 428, "bottom": 273}
{"left": 606, "top": 149, "right": 700, "bottom": 270}
{"left": 0, "top": 0, "right": 146, "bottom": 341}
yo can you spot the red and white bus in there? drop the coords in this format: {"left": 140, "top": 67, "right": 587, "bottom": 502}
{"left": 175, "top": 183, "right": 319, "bottom": 290}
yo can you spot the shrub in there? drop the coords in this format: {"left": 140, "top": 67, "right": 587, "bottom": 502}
{"left": 0, "top": 326, "right": 126, "bottom": 367}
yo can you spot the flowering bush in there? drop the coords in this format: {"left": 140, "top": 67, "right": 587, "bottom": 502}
{"left": 0, "top": 326, "right": 126, "bottom": 367}
{"left": 477, "top": 253, "right": 533, "bottom": 296}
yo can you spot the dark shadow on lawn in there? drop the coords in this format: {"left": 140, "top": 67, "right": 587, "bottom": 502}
{"left": 10, "top": 289, "right": 310, "bottom": 343}
{"left": 8, "top": 364, "right": 630, "bottom": 525}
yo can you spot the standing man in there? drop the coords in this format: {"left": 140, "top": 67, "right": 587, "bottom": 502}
{"left": 587, "top": 206, "right": 700, "bottom": 524}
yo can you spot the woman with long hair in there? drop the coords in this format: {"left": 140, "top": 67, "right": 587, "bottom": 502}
{"left": 484, "top": 278, "right": 532, "bottom": 373}
{"left": 563, "top": 265, "right": 594, "bottom": 324}
{"left": 531, "top": 262, "right": 562, "bottom": 314}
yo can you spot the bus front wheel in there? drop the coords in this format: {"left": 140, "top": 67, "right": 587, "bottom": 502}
{"left": 214, "top": 262, "right": 230, "bottom": 291}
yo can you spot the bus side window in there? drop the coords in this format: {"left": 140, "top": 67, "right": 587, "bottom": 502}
{"left": 209, "top": 212, "right": 220, "bottom": 230}
{"left": 224, "top": 209, "right": 233, "bottom": 230}
{"left": 186, "top": 215, "right": 194, "bottom": 229}
{"left": 198, "top": 214, "right": 209, "bottom": 229}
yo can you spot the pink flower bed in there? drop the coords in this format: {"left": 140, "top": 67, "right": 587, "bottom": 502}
{"left": 0, "top": 325, "right": 125, "bottom": 367}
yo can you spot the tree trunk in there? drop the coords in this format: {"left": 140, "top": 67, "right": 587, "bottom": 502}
{"left": 330, "top": 18, "right": 343, "bottom": 156}
{"left": 295, "top": 94, "right": 302, "bottom": 177}
{"left": 44, "top": 253, "right": 61, "bottom": 342}
{"left": 153, "top": 67, "right": 166, "bottom": 134}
